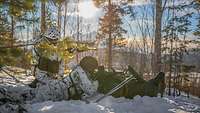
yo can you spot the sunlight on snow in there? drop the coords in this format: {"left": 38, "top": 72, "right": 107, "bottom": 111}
{"left": 40, "top": 105, "right": 53, "bottom": 111}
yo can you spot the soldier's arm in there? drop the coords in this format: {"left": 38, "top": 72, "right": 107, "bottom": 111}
{"left": 76, "top": 66, "right": 97, "bottom": 97}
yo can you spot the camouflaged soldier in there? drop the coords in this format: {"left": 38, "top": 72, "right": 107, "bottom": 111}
{"left": 63, "top": 56, "right": 99, "bottom": 100}
{"left": 0, "top": 27, "right": 99, "bottom": 113}
{"left": 31, "top": 27, "right": 69, "bottom": 102}
{"left": 0, "top": 27, "right": 64, "bottom": 112}
{"left": 32, "top": 27, "right": 98, "bottom": 102}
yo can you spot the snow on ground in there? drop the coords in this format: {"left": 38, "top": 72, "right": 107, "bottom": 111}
{"left": 27, "top": 95, "right": 200, "bottom": 113}
{"left": 0, "top": 71, "right": 199, "bottom": 113}
{"left": 164, "top": 95, "right": 200, "bottom": 113}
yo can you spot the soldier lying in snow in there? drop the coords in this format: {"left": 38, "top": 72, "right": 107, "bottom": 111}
{"left": 0, "top": 26, "right": 99, "bottom": 113}
{"left": 0, "top": 56, "right": 99, "bottom": 113}
{"left": 33, "top": 56, "right": 98, "bottom": 102}
{"left": 31, "top": 26, "right": 98, "bottom": 102}
{"left": 93, "top": 65, "right": 166, "bottom": 98}
{"left": 63, "top": 56, "right": 98, "bottom": 100}
{"left": 0, "top": 26, "right": 165, "bottom": 112}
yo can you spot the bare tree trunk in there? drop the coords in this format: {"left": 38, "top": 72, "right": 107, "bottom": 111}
{"left": 77, "top": 0, "right": 80, "bottom": 42}
{"left": 26, "top": 25, "right": 29, "bottom": 51}
{"left": 154, "top": 0, "right": 162, "bottom": 74}
{"left": 169, "top": 0, "right": 175, "bottom": 96}
{"left": 139, "top": 54, "right": 145, "bottom": 74}
{"left": 169, "top": 37, "right": 173, "bottom": 96}
{"left": 41, "top": 1, "right": 46, "bottom": 33}
{"left": 32, "top": 11, "right": 36, "bottom": 39}
{"left": 58, "top": 3, "right": 62, "bottom": 34}
{"left": 173, "top": 38, "right": 178, "bottom": 97}
{"left": 11, "top": 15, "right": 14, "bottom": 46}
{"left": 151, "top": 3, "right": 155, "bottom": 76}
{"left": 76, "top": 0, "right": 80, "bottom": 63}
{"left": 63, "top": 0, "right": 68, "bottom": 37}
{"left": 108, "top": 0, "right": 112, "bottom": 71}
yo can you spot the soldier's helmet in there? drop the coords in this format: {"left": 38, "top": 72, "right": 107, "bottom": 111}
{"left": 80, "top": 56, "right": 98, "bottom": 74}
{"left": 43, "top": 27, "right": 60, "bottom": 43}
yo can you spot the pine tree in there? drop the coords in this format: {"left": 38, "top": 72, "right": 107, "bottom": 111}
{"left": 96, "top": 2, "right": 126, "bottom": 70}
{"left": 0, "top": 0, "right": 34, "bottom": 67}
{"left": 0, "top": 12, "right": 23, "bottom": 67}
{"left": 154, "top": 0, "right": 162, "bottom": 74}
{"left": 162, "top": 1, "right": 192, "bottom": 96}
{"left": 193, "top": 0, "right": 200, "bottom": 37}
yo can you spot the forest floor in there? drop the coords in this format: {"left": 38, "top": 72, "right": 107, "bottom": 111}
{"left": 0, "top": 68, "right": 200, "bottom": 113}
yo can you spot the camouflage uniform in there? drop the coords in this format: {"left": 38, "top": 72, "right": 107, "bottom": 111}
{"left": 63, "top": 61, "right": 98, "bottom": 100}
{"left": 32, "top": 27, "right": 97, "bottom": 102}
{"left": 0, "top": 27, "right": 98, "bottom": 113}
{"left": 33, "top": 61, "right": 98, "bottom": 102}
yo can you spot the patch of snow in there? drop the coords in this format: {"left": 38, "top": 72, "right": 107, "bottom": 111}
{"left": 26, "top": 95, "right": 200, "bottom": 113}
{"left": 27, "top": 100, "right": 108, "bottom": 113}
{"left": 164, "top": 95, "right": 200, "bottom": 112}
{"left": 1, "top": 72, "right": 199, "bottom": 113}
